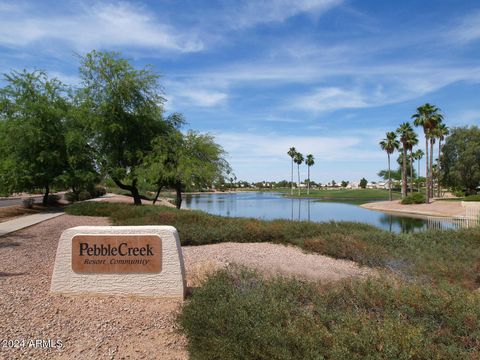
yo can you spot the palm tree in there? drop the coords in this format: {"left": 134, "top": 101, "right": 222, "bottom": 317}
{"left": 435, "top": 123, "right": 449, "bottom": 197}
{"left": 405, "top": 131, "right": 418, "bottom": 194}
{"left": 305, "top": 154, "right": 315, "bottom": 195}
{"left": 396, "top": 122, "right": 415, "bottom": 198}
{"left": 379, "top": 132, "right": 399, "bottom": 201}
{"left": 413, "top": 149, "right": 424, "bottom": 191}
{"left": 412, "top": 103, "right": 443, "bottom": 203}
{"left": 287, "top": 147, "right": 297, "bottom": 195}
{"left": 294, "top": 152, "right": 304, "bottom": 196}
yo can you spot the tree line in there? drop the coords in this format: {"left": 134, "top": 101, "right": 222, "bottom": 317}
{"left": 0, "top": 51, "right": 231, "bottom": 208}
{"left": 380, "top": 103, "right": 479, "bottom": 202}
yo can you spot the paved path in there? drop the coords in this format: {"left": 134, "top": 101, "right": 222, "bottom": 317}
{"left": 0, "top": 212, "right": 64, "bottom": 237}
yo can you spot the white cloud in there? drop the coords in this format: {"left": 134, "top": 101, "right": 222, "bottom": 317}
{"left": 447, "top": 10, "right": 480, "bottom": 44}
{"left": 0, "top": 2, "right": 203, "bottom": 52}
{"left": 294, "top": 87, "right": 370, "bottom": 112}
{"left": 180, "top": 89, "right": 228, "bottom": 107}
{"left": 226, "top": 0, "right": 343, "bottom": 29}
{"left": 164, "top": 80, "right": 228, "bottom": 108}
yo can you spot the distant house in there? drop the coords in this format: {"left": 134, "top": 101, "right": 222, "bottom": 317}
{"left": 348, "top": 181, "right": 360, "bottom": 189}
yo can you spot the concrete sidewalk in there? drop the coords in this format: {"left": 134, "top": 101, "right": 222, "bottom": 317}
{"left": 0, "top": 212, "right": 64, "bottom": 237}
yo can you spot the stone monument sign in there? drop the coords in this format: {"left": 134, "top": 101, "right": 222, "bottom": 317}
{"left": 51, "top": 226, "right": 186, "bottom": 298}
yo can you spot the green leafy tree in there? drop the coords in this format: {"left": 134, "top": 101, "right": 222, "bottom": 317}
{"left": 305, "top": 154, "right": 315, "bottom": 195}
{"left": 359, "top": 177, "right": 367, "bottom": 189}
{"left": 440, "top": 126, "right": 480, "bottom": 195}
{"left": 59, "top": 101, "right": 100, "bottom": 199}
{"left": 341, "top": 180, "right": 349, "bottom": 188}
{"left": 287, "top": 147, "right": 297, "bottom": 195}
{"left": 379, "top": 131, "right": 399, "bottom": 201}
{"left": 143, "top": 129, "right": 230, "bottom": 208}
{"left": 412, "top": 103, "right": 443, "bottom": 203}
{"left": 170, "top": 131, "right": 230, "bottom": 208}
{"left": 78, "top": 50, "right": 167, "bottom": 205}
{"left": 0, "top": 70, "right": 68, "bottom": 205}
{"left": 294, "top": 152, "right": 304, "bottom": 196}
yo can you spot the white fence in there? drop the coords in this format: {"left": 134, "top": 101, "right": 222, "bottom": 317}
{"left": 427, "top": 202, "right": 480, "bottom": 230}
{"left": 426, "top": 216, "right": 480, "bottom": 230}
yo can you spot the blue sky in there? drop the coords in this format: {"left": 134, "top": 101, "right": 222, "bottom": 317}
{"left": 1, "top": 0, "right": 479, "bottom": 183}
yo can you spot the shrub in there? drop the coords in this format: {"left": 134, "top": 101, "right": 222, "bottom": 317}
{"left": 178, "top": 268, "right": 480, "bottom": 360}
{"left": 22, "top": 197, "right": 35, "bottom": 209}
{"left": 64, "top": 191, "right": 78, "bottom": 203}
{"left": 90, "top": 186, "right": 106, "bottom": 198}
{"left": 78, "top": 190, "right": 92, "bottom": 201}
{"left": 46, "top": 194, "right": 60, "bottom": 205}
{"left": 464, "top": 194, "right": 480, "bottom": 202}
{"left": 401, "top": 192, "right": 425, "bottom": 204}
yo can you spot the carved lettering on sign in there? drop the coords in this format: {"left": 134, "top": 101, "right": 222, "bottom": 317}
{"left": 71, "top": 235, "right": 162, "bottom": 273}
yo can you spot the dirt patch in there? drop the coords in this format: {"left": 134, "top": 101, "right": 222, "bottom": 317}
{"left": 0, "top": 205, "right": 41, "bottom": 223}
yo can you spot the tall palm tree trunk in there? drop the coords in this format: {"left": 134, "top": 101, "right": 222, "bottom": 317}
{"left": 430, "top": 139, "right": 433, "bottom": 198}
{"left": 297, "top": 164, "right": 301, "bottom": 196}
{"left": 437, "top": 140, "right": 442, "bottom": 197}
{"left": 409, "top": 149, "right": 414, "bottom": 194}
{"left": 417, "top": 158, "right": 421, "bottom": 192}
{"left": 388, "top": 153, "right": 392, "bottom": 201}
{"left": 307, "top": 166, "right": 310, "bottom": 195}
{"left": 402, "top": 146, "right": 407, "bottom": 198}
{"left": 425, "top": 136, "right": 429, "bottom": 204}
{"left": 290, "top": 159, "right": 294, "bottom": 196}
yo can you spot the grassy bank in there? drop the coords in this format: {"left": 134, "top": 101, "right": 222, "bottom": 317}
{"left": 270, "top": 188, "right": 401, "bottom": 202}
{"left": 66, "top": 202, "right": 480, "bottom": 288}
{"left": 179, "top": 268, "right": 480, "bottom": 360}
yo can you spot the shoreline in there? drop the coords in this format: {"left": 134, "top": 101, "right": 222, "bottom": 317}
{"left": 360, "top": 199, "right": 466, "bottom": 218}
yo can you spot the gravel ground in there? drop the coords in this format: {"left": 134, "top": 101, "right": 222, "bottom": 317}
{"left": 0, "top": 215, "right": 187, "bottom": 360}
{"left": 1, "top": 214, "right": 375, "bottom": 359}
{"left": 183, "top": 242, "right": 375, "bottom": 287}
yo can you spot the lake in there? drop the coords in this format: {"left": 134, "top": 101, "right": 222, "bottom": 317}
{"left": 182, "top": 191, "right": 456, "bottom": 233}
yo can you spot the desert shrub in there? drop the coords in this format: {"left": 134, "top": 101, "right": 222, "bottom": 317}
{"left": 78, "top": 190, "right": 92, "bottom": 201}
{"left": 64, "top": 191, "right": 78, "bottom": 203}
{"left": 90, "top": 186, "right": 106, "bottom": 198}
{"left": 22, "top": 197, "right": 35, "bottom": 209}
{"left": 464, "top": 194, "right": 480, "bottom": 202}
{"left": 178, "top": 268, "right": 480, "bottom": 360}
{"left": 401, "top": 193, "right": 425, "bottom": 204}
{"left": 46, "top": 194, "right": 60, "bottom": 205}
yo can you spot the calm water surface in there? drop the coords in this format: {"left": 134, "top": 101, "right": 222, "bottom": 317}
{"left": 182, "top": 192, "right": 454, "bottom": 233}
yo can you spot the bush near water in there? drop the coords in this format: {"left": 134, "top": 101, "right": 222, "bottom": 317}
{"left": 400, "top": 192, "right": 425, "bottom": 204}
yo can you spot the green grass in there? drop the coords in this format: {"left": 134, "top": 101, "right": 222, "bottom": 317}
{"left": 178, "top": 268, "right": 480, "bottom": 360}
{"left": 271, "top": 188, "right": 401, "bottom": 202}
{"left": 66, "top": 202, "right": 480, "bottom": 289}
